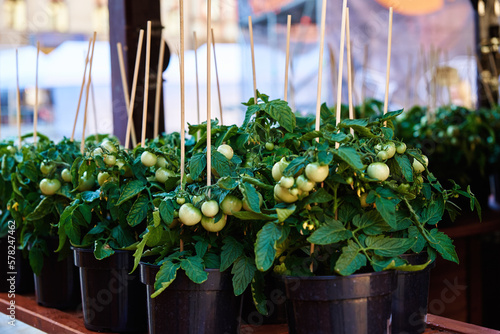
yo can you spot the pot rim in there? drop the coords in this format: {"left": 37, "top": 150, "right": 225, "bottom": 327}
{"left": 284, "top": 269, "right": 395, "bottom": 281}
{"left": 71, "top": 246, "right": 134, "bottom": 255}
{"left": 139, "top": 261, "right": 221, "bottom": 272}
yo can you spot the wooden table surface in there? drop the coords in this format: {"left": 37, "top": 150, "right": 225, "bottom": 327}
{"left": 1, "top": 293, "right": 499, "bottom": 334}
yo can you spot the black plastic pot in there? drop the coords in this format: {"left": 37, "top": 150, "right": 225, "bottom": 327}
{"left": 140, "top": 262, "right": 242, "bottom": 334}
{"left": 241, "top": 274, "right": 287, "bottom": 326}
{"left": 392, "top": 253, "right": 434, "bottom": 334}
{"left": 74, "top": 248, "right": 147, "bottom": 333}
{"left": 0, "top": 238, "right": 34, "bottom": 294}
{"left": 284, "top": 271, "right": 396, "bottom": 334}
{"left": 33, "top": 238, "right": 80, "bottom": 309}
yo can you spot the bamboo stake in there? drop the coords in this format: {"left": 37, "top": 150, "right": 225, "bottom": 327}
{"left": 421, "top": 45, "right": 430, "bottom": 112}
{"left": 180, "top": 1, "right": 186, "bottom": 190}
{"left": 211, "top": 28, "right": 223, "bottom": 125}
{"left": 34, "top": 41, "right": 40, "bottom": 145}
{"left": 346, "top": 8, "right": 354, "bottom": 134}
{"left": 335, "top": 0, "right": 348, "bottom": 129}
{"left": 15, "top": 50, "right": 21, "bottom": 149}
{"left": 124, "top": 29, "right": 145, "bottom": 149}
{"left": 193, "top": 32, "right": 201, "bottom": 125}
{"left": 80, "top": 33, "right": 97, "bottom": 154}
{"left": 361, "top": 44, "right": 368, "bottom": 117}
{"left": 117, "top": 42, "right": 137, "bottom": 147}
{"left": 383, "top": 7, "right": 393, "bottom": 116}
{"left": 284, "top": 15, "right": 291, "bottom": 102}
{"left": 140, "top": 21, "right": 152, "bottom": 148}
{"left": 249, "top": 16, "right": 257, "bottom": 104}
{"left": 328, "top": 43, "right": 337, "bottom": 108}
{"left": 207, "top": 0, "right": 212, "bottom": 192}
{"left": 154, "top": 39, "right": 166, "bottom": 138}
{"left": 90, "top": 78, "right": 98, "bottom": 142}
{"left": 315, "top": 0, "right": 327, "bottom": 133}
{"left": 405, "top": 54, "right": 413, "bottom": 109}
{"left": 71, "top": 38, "right": 92, "bottom": 141}
{"left": 413, "top": 46, "right": 421, "bottom": 108}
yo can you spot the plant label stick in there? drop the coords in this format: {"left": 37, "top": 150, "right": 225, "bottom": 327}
{"left": 117, "top": 42, "right": 138, "bottom": 147}
{"left": 141, "top": 21, "right": 152, "bottom": 148}
{"left": 383, "top": 7, "right": 393, "bottom": 117}
{"left": 80, "top": 33, "right": 97, "bottom": 154}
{"left": 71, "top": 38, "right": 92, "bottom": 142}
{"left": 284, "top": 15, "right": 291, "bottom": 102}
{"left": 249, "top": 16, "right": 257, "bottom": 104}
{"left": 124, "top": 29, "right": 145, "bottom": 149}
{"left": 154, "top": 38, "right": 166, "bottom": 139}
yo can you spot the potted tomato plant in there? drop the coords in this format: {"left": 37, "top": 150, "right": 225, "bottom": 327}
{"left": 248, "top": 103, "right": 478, "bottom": 334}
{"left": 58, "top": 136, "right": 180, "bottom": 332}
{"left": 8, "top": 136, "right": 82, "bottom": 309}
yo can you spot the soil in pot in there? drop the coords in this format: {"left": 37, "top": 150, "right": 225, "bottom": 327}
{"left": 0, "top": 238, "right": 34, "bottom": 294}
{"left": 33, "top": 238, "right": 80, "bottom": 310}
{"left": 392, "top": 253, "right": 434, "bottom": 334}
{"left": 73, "top": 248, "right": 147, "bottom": 333}
{"left": 284, "top": 270, "right": 396, "bottom": 334}
{"left": 140, "top": 262, "right": 242, "bottom": 334}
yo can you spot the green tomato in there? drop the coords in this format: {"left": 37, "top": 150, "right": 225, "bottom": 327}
{"left": 384, "top": 142, "right": 396, "bottom": 159}
{"left": 93, "top": 147, "right": 103, "bottom": 157}
{"left": 101, "top": 139, "right": 117, "bottom": 153}
{"left": 78, "top": 172, "right": 96, "bottom": 191}
{"left": 141, "top": 151, "right": 157, "bottom": 167}
{"left": 272, "top": 159, "right": 289, "bottom": 182}
{"left": 192, "top": 195, "right": 204, "bottom": 206}
{"left": 179, "top": 203, "right": 202, "bottom": 226}
{"left": 217, "top": 144, "right": 234, "bottom": 160}
{"left": 274, "top": 184, "right": 298, "bottom": 203}
{"left": 155, "top": 167, "right": 175, "bottom": 183}
{"left": 156, "top": 156, "right": 167, "bottom": 168}
{"left": 39, "top": 178, "right": 61, "bottom": 196}
{"left": 186, "top": 174, "right": 194, "bottom": 184}
{"left": 396, "top": 142, "right": 407, "bottom": 154}
{"left": 98, "top": 172, "right": 111, "bottom": 186}
{"left": 367, "top": 162, "right": 390, "bottom": 182}
{"left": 377, "top": 151, "right": 389, "bottom": 160}
{"left": 265, "top": 142, "right": 275, "bottom": 151}
{"left": 220, "top": 195, "right": 242, "bottom": 215}
{"left": 104, "top": 154, "right": 116, "bottom": 166}
{"left": 6, "top": 145, "right": 16, "bottom": 154}
{"left": 279, "top": 176, "right": 295, "bottom": 189}
{"left": 305, "top": 163, "right": 329, "bottom": 183}
{"left": 289, "top": 188, "right": 300, "bottom": 197}
{"left": 201, "top": 215, "right": 227, "bottom": 232}
{"left": 296, "top": 174, "right": 315, "bottom": 192}
{"left": 61, "top": 169, "right": 72, "bottom": 183}
{"left": 201, "top": 200, "right": 219, "bottom": 217}
{"left": 116, "top": 159, "right": 133, "bottom": 177}
{"left": 413, "top": 155, "right": 428, "bottom": 173}
{"left": 40, "top": 162, "right": 55, "bottom": 175}
{"left": 345, "top": 177, "right": 354, "bottom": 185}
{"left": 176, "top": 197, "right": 186, "bottom": 205}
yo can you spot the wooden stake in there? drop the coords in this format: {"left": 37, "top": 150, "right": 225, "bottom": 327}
{"left": 154, "top": 39, "right": 166, "bottom": 138}
{"left": 211, "top": 28, "right": 223, "bottom": 126}
{"left": 361, "top": 44, "right": 368, "bottom": 117}
{"left": 207, "top": 0, "right": 212, "bottom": 191}
{"left": 315, "top": 0, "right": 328, "bottom": 133}
{"left": 346, "top": 8, "right": 354, "bottom": 135}
{"left": 117, "top": 42, "right": 137, "bottom": 147}
{"left": 383, "top": 7, "right": 393, "bottom": 116}
{"left": 15, "top": 50, "right": 21, "bottom": 150}
{"left": 193, "top": 32, "right": 201, "bottom": 125}
{"left": 140, "top": 21, "right": 152, "bottom": 148}
{"left": 335, "top": 0, "right": 348, "bottom": 129}
{"left": 80, "top": 33, "right": 97, "bottom": 154}
{"left": 90, "top": 78, "right": 98, "bottom": 142}
{"left": 34, "top": 41, "right": 40, "bottom": 145}
{"left": 405, "top": 54, "right": 413, "bottom": 109}
{"left": 71, "top": 38, "right": 92, "bottom": 141}
{"left": 284, "top": 15, "right": 291, "bottom": 102}
{"left": 249, "top": 16, "right": 257, "bottom": 104}
{"left": 124, "top": 30, "right": 145, "bottom": 149}
{"left": 328, "top": 43, "right": 337, "bottom": 108}
{"left": 180, "top": 1, "right": 186, "bottom": 190}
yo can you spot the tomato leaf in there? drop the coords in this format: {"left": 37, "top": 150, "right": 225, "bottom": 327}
{"left": 299, "top": 131, "right": 323, "bottom": 141}
{"left": 233, "top": 211, "right": 276, "bottom": 221}
{"left": 217, "top": 176, "right": 238, "bottom": 190}
{"left": 111, "top": 225, "right": 136, "bottom": 248}
{"left": 29, "top": 245, "right": 45, "bottom": 276}
{"left": 409, "top": 226, "right": 426, "bottom": 253}
{"left": 255, "top": 222, "right": 283, "bottom": 271}
{"left": 421, "top": 196, "right": 445, "bottom": 225}
{"left": 19, "top": 160, "right": 38, "bottom": 182}
{"left": 212, "top": 150, "right": 232, "bottom": 177}
{"left": 302, "top": 187, "right": 334, "bottom": 205}
{"left": 365, "top": 235, "right": 416, "bottom": 257}
{"left": 81, "top": 190, "right": 100, "bottom": 203}
{"left": 335, "top": 146, "right": 365, "bottom": 170}
{"left": 94, "top": 240, "right": 115, "bottom": 260}
{"left": 395, "top": 154, "right": 414, "bottom": 182}
{"left": 159, "top": 199, "right": 174, "bottom": 225}
{"left": 152, "top": 260, "right": 181, "bottom": 298}
{"left": 263, "top": 99, "right": 296, "bottom": 133}
{"left": 239, "top": 182, "right": 261, "bottom": 213}
{"left": 127, "top": 194, "right": 149, "bottom": 227}
{"left": 241, "top": 104, "right": 261, "bottom": 129}
{"left": 203, "top": 252, "right": 221, "bottom": 269}
{"left": 375, "top": 196, "right": 399, "bottom": 229}
{"left": 231, "top": 255, "right": 256, "bottom": 296}
{"left": 276, "top": 204, "right": 295, "bottom": 222}
{"left": 352, "top": 210, "right": 391, "bottom": 235}
{"left": 195, "top": 239, "right": 209, "bottom": 258}
{"left": 283, "top": 157, "right": 307, "bottom": 177}
{"left": 220, "top": 236, "right": 244, "bottom": 272}
{"left": 251, "top": 272, "right": 269, "bottom": 316}
{"left": 116, "top": 180, "right": 146, "bottom": 206}
{"left": 132, "top": 233, "right": 149, "bottom": 273}
{"left": 180, "top": 256, "right": 208, "bottom": 284}
{"left": 26, "top": 196, "right": 54, "bottom": 221}
{"left": 335, "top": 240, "right": 367, "bottom": 276}
{"left": 307, "top": 218, "right": 352, "bottom": 245}
{"left": 189, "top": 153, "right": 207, "bottom": 180}
{"left": 427, "top": 229, "right": 458, "bottom": 263}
